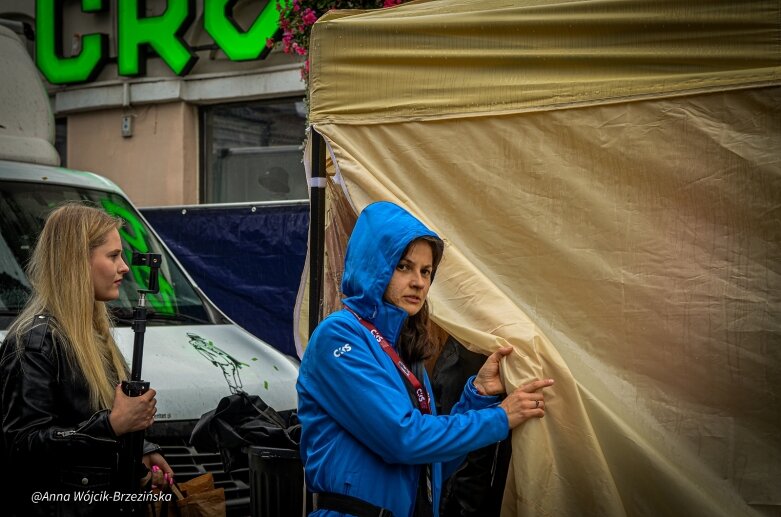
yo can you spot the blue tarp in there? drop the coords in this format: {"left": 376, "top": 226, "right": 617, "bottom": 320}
{"left": 141, "top": 203, "right": 309, "bottom": 358}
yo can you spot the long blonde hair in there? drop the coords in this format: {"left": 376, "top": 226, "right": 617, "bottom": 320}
{"left": 9, "top": 203, "right": 128, "bottom": 410}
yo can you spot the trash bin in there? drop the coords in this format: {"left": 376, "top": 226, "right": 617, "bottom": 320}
{"left": 248, "top": 446, "right": 312, "bottom": 517}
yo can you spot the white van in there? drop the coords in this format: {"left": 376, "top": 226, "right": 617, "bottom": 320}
{"left": 0, "top": 161, "right": 300, "bottom": 417}
{"left": 0, "top": 22, "right": 298, "bottom": 511}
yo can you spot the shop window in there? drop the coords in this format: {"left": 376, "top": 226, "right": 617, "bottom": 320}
{"left": 202, "top": 99, "right": 307, "bottom": 204}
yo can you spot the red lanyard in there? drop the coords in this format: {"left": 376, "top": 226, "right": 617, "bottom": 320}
{"left": 344, "top": 306, "right": 431, "bottom": 414}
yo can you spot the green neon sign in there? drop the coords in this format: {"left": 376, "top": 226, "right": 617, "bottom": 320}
{"left": 101, "top": 199, "right": 176, "bottom": 315}
{"left": 36, "top": 0, "right": 283, "bottom": 84}
{"left": 205, "top": 0, "right": 284, "bottom": 61}
{"left": 36, "top": 0, "right": 109, "bottom": 84}
{"left": 117, "top": 0, "right": 196, "bottom": 76}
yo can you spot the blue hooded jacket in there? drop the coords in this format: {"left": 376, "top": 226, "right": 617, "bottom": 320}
{"left": 297, "top": 201, "right": 509, "bottom": 517}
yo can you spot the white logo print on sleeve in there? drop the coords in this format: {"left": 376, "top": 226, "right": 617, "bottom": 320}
{"left": 333, "top": 343, "right": 353, "bottom": 357}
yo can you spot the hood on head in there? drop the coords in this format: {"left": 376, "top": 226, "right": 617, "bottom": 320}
{"left": 341, "top": 201, "right": 443, "bottom": 325}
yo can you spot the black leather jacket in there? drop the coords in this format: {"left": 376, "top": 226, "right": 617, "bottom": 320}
{"left": 0, "top": 315, "right": 160, "bottom": 516}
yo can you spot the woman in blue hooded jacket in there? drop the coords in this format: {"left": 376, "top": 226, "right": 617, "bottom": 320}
{"left": 297, "top": 201, "right": 554, "bottom": 517}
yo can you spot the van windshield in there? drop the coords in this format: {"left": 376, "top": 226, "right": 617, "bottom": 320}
{"left": 0, "top": 181, "right": 212, "bottom": 329}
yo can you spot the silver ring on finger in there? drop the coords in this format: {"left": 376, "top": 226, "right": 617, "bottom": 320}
{"left": 535, "top": 400, "right": 540, "bottom": 409}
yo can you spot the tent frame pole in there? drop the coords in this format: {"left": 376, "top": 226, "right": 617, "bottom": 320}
{"left": 308, "top": 130, "right": 327, "bottom": 337}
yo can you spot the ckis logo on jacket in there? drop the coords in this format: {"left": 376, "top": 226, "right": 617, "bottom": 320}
{"left": 333, "top": 343, "right": 353, "bottom": 357}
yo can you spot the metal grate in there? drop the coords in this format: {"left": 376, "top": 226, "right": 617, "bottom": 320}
{"left": 150, "top": 432, "right": 251, "bottom": 517}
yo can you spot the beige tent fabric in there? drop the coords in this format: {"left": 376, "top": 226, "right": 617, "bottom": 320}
{"left": 310, "top": 0, "right": 781, "bottom": 125}
{"left": 301, "top": 1, "right": 781, "bottom": 515}
{"left": 310, "top": 87, "right": 780, "bottom": 517}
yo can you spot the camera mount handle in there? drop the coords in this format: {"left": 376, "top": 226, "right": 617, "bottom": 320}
{"left": 119, "top": 252, "right": 161, "bottom": 513}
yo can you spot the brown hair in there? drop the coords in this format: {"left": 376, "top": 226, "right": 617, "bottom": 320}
{"left": 396, "top": 236, "right": 444, "bottom": 365}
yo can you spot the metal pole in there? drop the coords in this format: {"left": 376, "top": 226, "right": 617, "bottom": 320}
{"left": 308, "top": 130, "right": 327, "bottom": 337}
{"left": 118, "top": 295, "right": 149, "bottom": 512}
{"left": 118, "top": 253, "right": 160, "bottom": 513}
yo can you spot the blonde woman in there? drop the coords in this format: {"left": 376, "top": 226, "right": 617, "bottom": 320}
{"left": 0, "top": 203, "right": 173, "bottom": 516}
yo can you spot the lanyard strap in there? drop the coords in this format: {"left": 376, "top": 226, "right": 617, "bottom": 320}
{"left": 344, "top": 306, "right": 431, "bottom": 414}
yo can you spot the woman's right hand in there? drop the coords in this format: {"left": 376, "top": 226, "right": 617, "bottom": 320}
{"left": 500, "top": 378, "right": 554, "bottom": 429}
{"left": 108, "top": 383, "right": 157, "bottom": 436}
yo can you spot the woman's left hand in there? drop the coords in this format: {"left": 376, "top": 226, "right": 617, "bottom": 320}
{"left": 142, "top": 452, "right": 175, "bottom": 488}
{"left": 473, "top": 346, "right": 514, "bottom": 396}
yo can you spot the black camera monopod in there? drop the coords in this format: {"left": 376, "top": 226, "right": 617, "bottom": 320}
{"left": 119, "top": 252, "right": 161, "bottom": 511}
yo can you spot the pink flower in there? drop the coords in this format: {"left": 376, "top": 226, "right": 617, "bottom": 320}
{"left": 292, "top": 43, "right": 307, "bottom": 56}
{"left": 265, "top": 38, "right": 275, "bottom": 49}
{"left": 302, "top": 8, "right": 318, "bottom": 26}
{"left": 301, "top": 59, "right": 310, "bottom": 80}
{"left": 282, "top": 32, "right": 293, "bottom": 53}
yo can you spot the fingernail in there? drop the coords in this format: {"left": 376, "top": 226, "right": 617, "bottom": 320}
{"left": 152, "top": 465, "right": 160, "bottom": 472}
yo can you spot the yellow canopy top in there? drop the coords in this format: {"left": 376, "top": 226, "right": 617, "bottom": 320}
{"left": 309, "top": 0, "right": 781, "bottom": 124}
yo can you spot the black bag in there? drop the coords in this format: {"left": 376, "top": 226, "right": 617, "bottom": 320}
{"left": 431, "top": 337, "right": 511, "bottom": 517}
{"left": 190, "top": 391, "right": 300, "bottom": 473}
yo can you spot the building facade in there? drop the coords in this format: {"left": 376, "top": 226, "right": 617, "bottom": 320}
{"left": 1, "top": 0, "right": 308, "bottom": 207}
